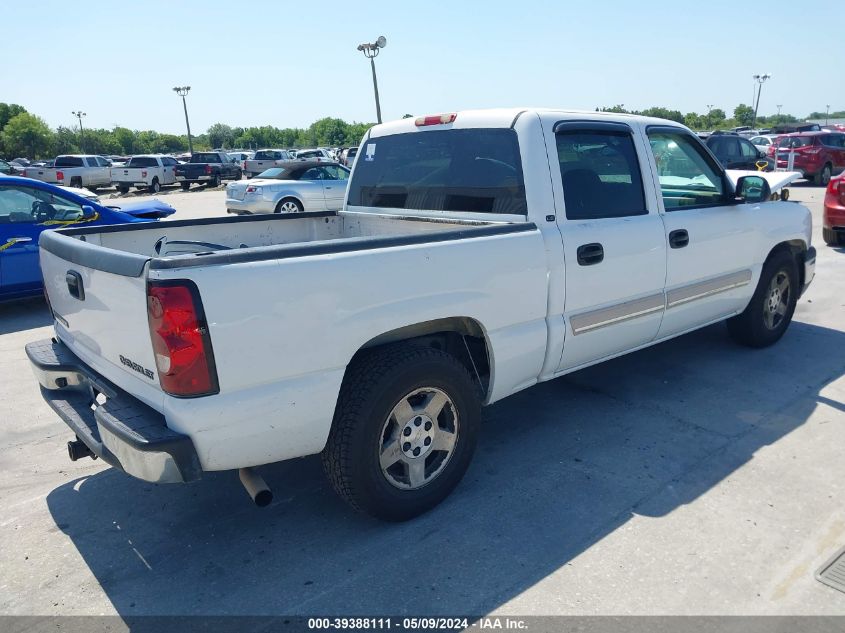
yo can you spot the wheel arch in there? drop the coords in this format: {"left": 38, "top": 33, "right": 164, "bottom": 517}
{"left": 767, "top": 239, "right": 807, "bottom": 289}
{"left": 349, "top": 317, "right": 493, "bottom": 401}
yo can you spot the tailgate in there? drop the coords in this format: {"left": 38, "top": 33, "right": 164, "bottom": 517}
{"left": 39, "top": 232, "right": 164, "bottom": 405}
{"left": 114, "top": 168, "right": 144, "bottom": 183}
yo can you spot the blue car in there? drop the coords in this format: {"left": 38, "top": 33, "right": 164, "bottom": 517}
{"left": 0, "top": 176, "right": 175, "bottom": 301}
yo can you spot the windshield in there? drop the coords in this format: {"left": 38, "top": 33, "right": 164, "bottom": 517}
{"left": 347, "top": 128, "right": 527, "bottom": 215}
{"left": 256, "top": 167, "right": 300, "bottom": 179}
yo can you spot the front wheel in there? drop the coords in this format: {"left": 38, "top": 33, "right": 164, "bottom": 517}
{"left": 727, "top": 250, "right": 798, "bottom": 348}
{"left": 322, "top": 345, "right": 481, "bottom": 521}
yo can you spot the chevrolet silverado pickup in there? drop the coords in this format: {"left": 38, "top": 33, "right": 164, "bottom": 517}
{"left": 23, "top": 155, "right": 112, "bottom": 190}
{"left": 113, "top": 155, "right": 180, "bottom": 193}
{"left": 27, "top": 108, "right": 815, "bottom": 521}
{"left": 173, "top": 151, "right": 242, "bottom": 190}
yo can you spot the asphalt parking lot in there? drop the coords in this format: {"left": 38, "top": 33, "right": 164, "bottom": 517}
{"left": 0, "top": 184, "right": 843, "bottom": 618}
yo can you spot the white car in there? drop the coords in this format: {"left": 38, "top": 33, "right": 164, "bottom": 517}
{"left": 28, "top": 108, "right": 815, "bottom": 521}
{"left": 294, "top": 148, "right": 333, "bottom": 161}
{"left": 750, "top": 134, "right": 778, "bottom": 153}
{"left": 22, "top": 155, "right": 112, "bottom": 190}
{"left": 225, "top": 161, "right": 349, "bottom": 214}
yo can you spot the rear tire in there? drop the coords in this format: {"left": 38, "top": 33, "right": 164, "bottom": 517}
{"left": 322, "top": 344, "right": 481, "bottom": 521}
{"left": 814, "top": 164, "right": 832, "bottom": 186}
{"left": 823, "top": 227, "right": 844, "bottom": 247}
{"left": 727, "top": 249, "right": 798, "bottom": 348}
{"left": 275, "top": 197, "right": 304, "bottom": 213}
{"left": 180, "top": 182, "right": 190, "bottom": 191}
{"left": 149, "top": 178, "right": 161, "bottom": 193}
{"left": 70, "top": 177, "right": 82, "bottom": 188}
{"left": 117, "top": 185, "right": 130, "bottom": 195}
{"left": 207, "top": 174, "right": 221, "bottom": 188}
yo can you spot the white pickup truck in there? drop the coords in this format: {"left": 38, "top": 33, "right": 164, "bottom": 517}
{"left": 27, "top": 108, "right": 815, "bottom": 521}
{"left": 23, "top": 155, "right": 112, "bottom": 190}
{"left": 112, "top": 155, "right": 180, "bottom": 194}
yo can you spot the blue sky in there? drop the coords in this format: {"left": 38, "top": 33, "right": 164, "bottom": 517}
{"left": 3, "top": 0, "right": 842, "bottom": 134}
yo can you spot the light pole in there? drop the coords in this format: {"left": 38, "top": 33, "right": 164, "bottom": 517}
{"left": 172, "top": 86, "right": 194, "bottom": 154}
{"left": 71, "top": 111, "right": 86, "bottom": 152}
{"left": 752, "top": 73, "right": 771, "bottom": 128}
{"left": 826, "top": 105, "right": 830, "bottom": 126}
{"left": 357, "top": 35, "right": 387, "bottom": 124}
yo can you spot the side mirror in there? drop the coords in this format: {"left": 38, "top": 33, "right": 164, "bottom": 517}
{"left": 735, "top": 175, "right": 771, "bottom": 204}
{"left": 81, "top": 205, "right": 97, "bottom": 218}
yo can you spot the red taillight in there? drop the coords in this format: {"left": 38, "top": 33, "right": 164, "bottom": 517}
{"left": 415, "top": 113, "right": 457, "bottom": 127}
{"left": 245, "top": 185, "right": 259, "bottom": 193}
{"left": 205, "top": 164, "right": 212, "bottom": 174}
{"left": 56, "top": 170, "right": 64, "bottom": 181}
{"left": 22, "top": 169, "right": 27, "bottom": 177}
{"left": 147, "top": 281, "right": 218, "bottom": 397}
{"left": 141, "top": 170, "right": 147, "bottom": 178}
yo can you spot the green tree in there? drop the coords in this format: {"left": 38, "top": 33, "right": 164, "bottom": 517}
{"left": 0, "top": 103, "right": 28, "bottom": 132}
{"left": 639, "top": 107, "right": 685, "bottom": 124}
{"left": 733, "top": 104, "right": 755, "bottom": 127}
{"left": 704, "top": 108, "right": 726, "bottom": 129}
{"left": 1, "top": 112, "right": 53, "bottom": 158}
{"left": 53, "top": 126, "right": 80, "bottom": 155}
{"left": 310, "top": 117, "right": 348, "bottom": 146}
{"left": 207, "top": 123, "right": 236, "bottom": 149}
{"left": 684, "top": 112, "right": 704, "bottom": 130}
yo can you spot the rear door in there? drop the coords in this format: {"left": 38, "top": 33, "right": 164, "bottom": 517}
{"left": 543, "top": 119, "right": 667, "bottom": 372}
{"left": 646, "top": 127, "right": 757, "bottom": 338}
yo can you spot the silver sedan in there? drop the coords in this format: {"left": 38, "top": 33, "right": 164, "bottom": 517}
{"left": 225, "top": 161, "right": 350, "bottom": 214}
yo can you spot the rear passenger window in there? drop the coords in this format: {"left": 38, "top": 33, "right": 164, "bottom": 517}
{"left": 556, "top": 130, "right": 646, "bottom": 220}
{"left": 346, "top": 128, "right": 527, "bottom": 215}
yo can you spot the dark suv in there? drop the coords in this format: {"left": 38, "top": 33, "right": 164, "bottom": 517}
{"left": 768, "top": 132, "right": 845, "bottom": 186}
{"left": 705, "top": 133, "right": 774, "bottom": 171}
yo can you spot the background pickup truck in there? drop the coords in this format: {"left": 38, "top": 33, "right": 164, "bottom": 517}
{"left": 22, "top": 155, "right": 112, "bottom": 190}
{"left": 29, "top": 108, "right": 815, "bottom": 522}
{"left": 113, "top": 155, "right": 180, "bottom": 194}
{"left": 173, "top": 151, "right": 242, "bottom": 190}
{"left": 243, "top": 149, "right": 294, "bottom": 178}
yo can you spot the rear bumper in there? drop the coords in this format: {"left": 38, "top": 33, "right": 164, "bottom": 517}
{"left": 26, "top": 338, "right": 202, "bottom": 484}
{"left": 175, "top": 174, "right": 214, "bottom": 182}
{"left": 802, "top": 246, "right": 816, "bottom": 295}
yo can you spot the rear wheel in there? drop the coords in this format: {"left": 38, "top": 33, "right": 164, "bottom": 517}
{"left": 149, "top": 178, "right": 161, "bottom": 193}
{"left": 207, "top": 174, "right": 221, "bottom": 188}
{"left": 180, "top": 182, "right": 190, "bottom": 191}
{"left": 275, "top": 197, "right": 303, "bottom": 213}
{"left": 815, "top": 163, "right": 832, "bottom": 186}
{"left": 70, "top": 177, "right": 82, "bottom": 188}
{"left": 117, "top": 185, "right": 130, "bottom": 195}
{"left": 727, "top": 249, "right": 798, "bottom": 348}
{"left": 322, "top": 344, "right": 481, "bottom": 521}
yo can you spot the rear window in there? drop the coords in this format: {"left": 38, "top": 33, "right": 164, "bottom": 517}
{"left": 191, "top": 153, "right": 221, "bottom": 163}
{"left": 127, "top": 156, "right": 159, "bottom": 167}
{"left": 776, "top": 136, "right": 814, "bottom": 148}
{"left": 254, "top": 150, "right": 284, "bottom": 160}
{"left": 347, "top": 128, "right": 527, "bottom": 215}
{"left": 55, "top": 156, "right": 84, "bottom": 167}
{"left": 296, "top": 150, "right": 323, "bottom": 159}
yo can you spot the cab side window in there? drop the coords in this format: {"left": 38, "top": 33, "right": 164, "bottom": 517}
{"left": 648, "top": 131, "right": 726, "bottom": 210}
{"left": 556, "top": 129, "right": 646, "bottom": 220}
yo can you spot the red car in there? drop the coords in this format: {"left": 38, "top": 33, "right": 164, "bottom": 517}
{"left": 768, "top": 131, "right": 845, "bottom": 185}
{"left": 824, "top": 172, "right": 845, "bottom": 246}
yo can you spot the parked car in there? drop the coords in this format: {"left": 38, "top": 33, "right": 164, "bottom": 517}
{"left": 294, "top": 148, "right": 333, "bottom": 161}
{"left": 706, "top": 133, "right": 774, "bottom": 171}
{"left": 340, "top": 146, "right": 358, "bottom": 167}
{"left": 22, "top": 155, "right": 112, "bottom": 190}
{"left": 112, "top": 154, "right": 180, "bottom": 194}
{"left": 770, "top": 132, "right": 845, "bottom": 185}
{"left": 0, "top": 176, "right": 174, "bottom": 301}
{"left": 173, "top": 151, "right": 242, "bottom": 190}
{"left": 26, "top": 108, "right": 815, "bottom": 520}
{"left": 243, "top": 149, "right": 293, "bottom": 178}
{"left": 225, "top": 161, "right": 350, "bottom": 214}
{"left": 749, "top": 135, "right": 777, "bottom": 153}
{"left": 227, "top": 151, "right": 254, "bottom": 170}
{"left": 0, "top": 159, "right": 13, "bottom": 175}
{"left": 823, "top": 172, "right": 845, "bottom": 246}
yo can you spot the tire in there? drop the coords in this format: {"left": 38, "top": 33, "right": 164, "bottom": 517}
{"left": 180, "top": 182, "right": 190, "bottom": 191}
{"left": 814, "top": 164, "right": 832, "bottom": 186}
{"left": 727, "top": 249, "right": 799, "bottom": 348}
{"left": 207, "top": 174, "right": 221, "bottom": 188}
{"left": 823, "top": 227, "right": 844, "bottom": 247}
{"left": 117, "top": 185, "right": 129, "bottom": 195}
{"left": 322, "top": 344, "right": 481, "bottom": 521}
{"left": 149, "top": 178, "right": 161, "bottom": 193}
{"left": 274, "top": 197, "right": 304, "bottom": 213}
{"left": 70, "top": 177, "right": 82, "bottom": 188}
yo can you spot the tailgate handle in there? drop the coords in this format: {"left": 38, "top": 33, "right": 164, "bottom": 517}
{"left": 66, "top": 270, "right": 85, "bottom": 300}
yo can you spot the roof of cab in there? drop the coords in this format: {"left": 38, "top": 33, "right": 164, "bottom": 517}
{"left": 367, "top": 107, "right": 688, "bottom": 138}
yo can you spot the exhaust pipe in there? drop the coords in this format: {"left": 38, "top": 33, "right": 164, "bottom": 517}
{"left": 239, "top": 468, "right": 273, "bottom": 507}
{"left": 67, "top": 439, "right": 95, "bottom": 461}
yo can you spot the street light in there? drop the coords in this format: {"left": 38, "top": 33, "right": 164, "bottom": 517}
{"left": 71, "top": 111, "right": 86, "bottom": 152}
{"left": 776, "top": 104, "right": 783, "bottom": 116}
{"left": 752, "top": 73, "right": 771, "bottom": 128}
{"left": 826, "top": 105, "right": 831, "bottom": 126}
{"left": 172, "top": 86, "right": 194, "bottom": 154}
{"left": 357, "top": 35, "right": 387, "bottom": 124}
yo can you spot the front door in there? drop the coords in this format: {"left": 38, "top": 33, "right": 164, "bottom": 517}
{"left": 543, "top": 119, "right": 668, "bottom": 372}
{"left": 320, "top": 165, "right": 350, "bottom": 210}
{"left": 646, "top": 128, "right": 758, "bottom": 339}
{"left": 0, "top": 185, "right": 44, "bottom": 294}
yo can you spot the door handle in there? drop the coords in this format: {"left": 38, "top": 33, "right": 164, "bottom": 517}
{"left": 669, "top": 229, "right": 689, "bottom": 249}
{"left": 577, "top": 243, "right": 604, "bottom": 266}
{"left": 8, "top": 237, "right": 33, "bottom": 243}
